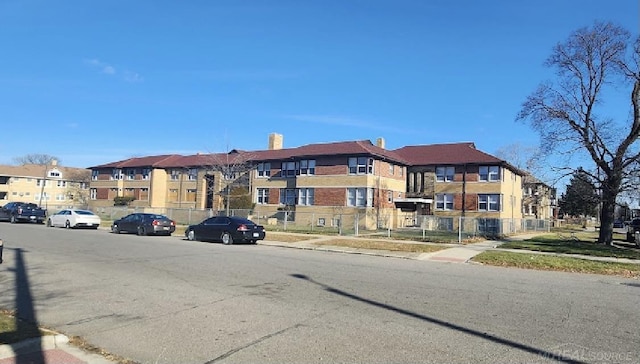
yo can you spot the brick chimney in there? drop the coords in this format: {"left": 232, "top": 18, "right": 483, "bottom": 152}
{"left": 376, "top": 137, "right": 385, "bottom": 149}
{"left": 269, "top": 133, "right": 283, "bottom": 150}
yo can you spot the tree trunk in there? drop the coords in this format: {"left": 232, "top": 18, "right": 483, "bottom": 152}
{"left": 598, "top": 192, "right": 616, "bottom": 245}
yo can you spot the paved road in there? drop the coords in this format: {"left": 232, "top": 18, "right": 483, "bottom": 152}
{"left": 1, "top": 223, "right": 639, "bottom": 364}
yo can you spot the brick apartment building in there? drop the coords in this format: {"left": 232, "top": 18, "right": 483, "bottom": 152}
{"left": 87, "top": 133, "right": 536, "bottom": 229}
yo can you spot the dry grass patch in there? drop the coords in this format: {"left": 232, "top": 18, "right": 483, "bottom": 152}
{"left": 473, "top": 251, "right": 640, "bottom": 278}
{"left": 264, "top": 232, "right": 317, "bottom": 243}
{"left": 313, "top": 239, "right": 447, "bottom": 253}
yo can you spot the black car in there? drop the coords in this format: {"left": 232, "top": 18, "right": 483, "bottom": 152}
{"left": 185, "top": 216, "right": 265, "bottom": 244}
{"left": 111, "top": 213, "right": 176, "bottom": 236}
{"left": 613, "top": 219, "right": 625, "bottom": 228}
{"left": 626, "top": 218, "right": 640, "bottom": 246}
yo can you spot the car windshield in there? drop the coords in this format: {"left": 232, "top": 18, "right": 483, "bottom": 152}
{"left": 75, "top": 210, "right": 95, "bottom": 215}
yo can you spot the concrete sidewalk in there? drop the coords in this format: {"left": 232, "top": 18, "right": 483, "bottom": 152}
{"left": 0, "top": 333, "right": 117, "bottom": 364}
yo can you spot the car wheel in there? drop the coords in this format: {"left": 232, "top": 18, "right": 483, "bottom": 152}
{"left": 10, "top": 215, "right": 16, "bottom": 224}
{"left": 46, "top": 219, "right": 52, "bottom": 227}
{"left": 65, "top": 220, "right": 71, "bottom": 229}
{"left": 221, "top": 232, "right": 234, "bottom": 245}
{"left": 137, "top": 226, "right": 146, "bottom": 236}
{"left": 187, "top": 229, "right": 196, "bottom": 241}
{"left": 112, "top": 224, "right": 121, "bottom": 234}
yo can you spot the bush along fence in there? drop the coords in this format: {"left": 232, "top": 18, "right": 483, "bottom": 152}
{"left": 90, "top": 206, "right": 550, "bottom": 244}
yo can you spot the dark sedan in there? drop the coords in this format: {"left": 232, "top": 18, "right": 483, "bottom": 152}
{"left": 111, "top": 213, "right": 176, "bottom": 236}
{"left": 185, "top": 216, "right": 265, "bottom": 244}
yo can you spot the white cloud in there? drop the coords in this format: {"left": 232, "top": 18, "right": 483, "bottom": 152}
{"left": 84, "top": 58, "right": 142, "bottom": 82}
{"left": 123, "top": 70, "right": 143, "bottom": 83}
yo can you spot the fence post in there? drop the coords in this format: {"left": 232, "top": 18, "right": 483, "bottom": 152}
{"left": 354, "top": 213, "right": 359, "bottom": 237}
{"left": 458, "top": 216, "right": 462, "bottom": 244}
{"left": 339, "top": 213, "right": 343, "bottom": 235}
{"left": 311, "top": 213, "right": 314, "bottom": 232}
{"left": 284, "top": 211, "right": 288, "bottom": 231}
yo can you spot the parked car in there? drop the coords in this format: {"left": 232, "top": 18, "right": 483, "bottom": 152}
{"left": 47, "top": 209, "right": 101, "bottom": 229}
{"left": 185, "top": 216, "right": 265, "bottom": 244}
{"left": 0, "top": 202, "right": 47, "bottom": 224}
{"left": 626, "top": 218, "right": 640, "bottom": 246}
{"left": 111, "top": 213, "right": 176, "bottom": 236}
{"left": 613, "top": 219, "right": 625, "bottom": 228}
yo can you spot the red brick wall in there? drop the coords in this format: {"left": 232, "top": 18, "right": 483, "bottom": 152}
{"left": 96, "top": 188, "right": 109, "bottom": 199}
{"left": 315, "top": 188, "right": 345, "bottom": 206}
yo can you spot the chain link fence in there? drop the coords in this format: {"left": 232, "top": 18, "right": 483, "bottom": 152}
{"left": 89, "top": 206, "right": 551, "bottom": 244}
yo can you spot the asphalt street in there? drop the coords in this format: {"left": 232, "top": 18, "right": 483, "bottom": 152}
{"left": 0, "top": 223, "right": 639, "bottom": 364}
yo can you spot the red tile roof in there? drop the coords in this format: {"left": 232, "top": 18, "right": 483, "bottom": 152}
{"left": 156, "top": 140, "right": 411, "bottom": 167}
{"left": 89, "top": 155, "right": 182, "bottom": 169}
{"left": 393, "top": 142, "right": 502, "bottom": 165}
{"left": 87, "top": 140, "right": 521, "bottom": 174}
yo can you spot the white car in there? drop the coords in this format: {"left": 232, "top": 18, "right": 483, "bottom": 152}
{"left": 47, "top": 209, "right": 101, "bottom": 229}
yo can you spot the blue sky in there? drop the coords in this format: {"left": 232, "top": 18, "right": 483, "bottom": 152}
{"left": 1, "top": 0, "right": 637, "bottom": 180}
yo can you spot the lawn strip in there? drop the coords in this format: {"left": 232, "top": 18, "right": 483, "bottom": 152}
{"left": 501, "top": 234, "right": 640, "bottom": 260}
{"left": 473, "top": 251, "right": 640, "bottom": 278}
{"left": 313, "top": 239, "right": 447, "bottom": 253}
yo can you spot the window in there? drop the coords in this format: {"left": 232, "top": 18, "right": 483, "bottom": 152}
{"left": 185, "top": 189, "right": 196, "bottom": 202}
{"left": 280, "top": 188, "right": 296, "bottom": 205}
{"left": 436, "top": 166, "right": 455, "bottom": 182}
{"left": 48, "top": 170, "right": 60, "bottom": 178}
{"left": 90, "top": 189, "right": 97, "bottom": 200}
{"left": 91, "top": 170, "right": 99, "bottom": 181}
{"left": 478, "top": 194, "right": 501, "bottom": 211}
{"left": 111, "top": 169, "right": 123, "bottom": 180}
{"left": 188, "top": 168, "right": 198, "bottom": 181}
{"left": 298, "top": 160, "right": 316, "bottom": 175}
{"left": 223, "top": 170, "right": 237, "bottom": 180}
{"left": 399, "top": 166, "right": 403, "bottom": 177}
{"left": 126, "top": 169, "right": 136, "bottom": 180}
{"left": 257, "top": 188, "right": 269, "bottom": 204}
{"left": 479, "top": 166, "right": 500, "bottom": 182}
{"left": 56, "top": 193, "right": 65, "bottom": 201}
{"left": 477, "top": 218, "right": 500, "bottom": 234}
{"left": 281, "top": 188, "right": 296, "bottom": 205}
{"left": 168, "top": 189, "right": 178, "bottom": 202}
{"left": 57, "top": 180, "right": 66, "bottom": 187}
{"left": 257, "top": 163, "right": 271, "bottom": 177}
{"left": 142, "top": 168, "right": 150, "bottom": 180}
{"left": 348, "top": 157, "right": 374, "bottom": 175}
{"left": 347, "top": 188, "right": 372, "bottom": 207}
{"left": 34, "top": 193, "right": 50, "bottom": 201}
{"left": 387, "top": 191, "right": 393, "bottom": 203}
{"left": 170, "top": 170, "right": 180, "bottom": 181}
{"left": 436, "top": 194, "right": 454, "bottom": 210}
{"left": 124, "top": 188, "right": 135, "bottom": 197}
{"left": 389, "top": 164, "right": 394, "bottom": 175}
{"left": 298, "top": 188, "right": 314, "bottom": 206}
{"left": 317, "top": 218, "right": 326, "bottom": 226}
{"left": 281, "top": 162, "right": 296, "bottom": 177}
{"left": 139, "top": 188, "right": 149, "bottom": 201}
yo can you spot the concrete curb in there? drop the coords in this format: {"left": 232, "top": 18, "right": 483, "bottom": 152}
{"left": 0, "top": 333, "right": 69, "bottom": 359}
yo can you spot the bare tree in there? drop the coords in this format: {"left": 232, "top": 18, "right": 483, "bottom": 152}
{"left": 200, "top": 150, "right": 255, "bottom": 216}
{"left": 14, "top": 154, "right": 59, "bottom": 208}
{"left": 65, "top": 169, "right": 91, "bottom": 208}
{"left": 517, "top": 21, "right": 640, "bottom": 245}
{"left": 494, "top": 143, "right": 542, "bottom": 174}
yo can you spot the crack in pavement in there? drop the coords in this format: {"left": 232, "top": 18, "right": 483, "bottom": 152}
{"left": 202, "top": 323, "right": 305, "bottom": 364}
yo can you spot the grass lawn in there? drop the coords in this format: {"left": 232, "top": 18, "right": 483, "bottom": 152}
{"left": 0, "top": 309, "right": 47, "bottom": 345}
{"left": 472, "top": 251, "right": 640, "bottom": 278}
{"left": 500, "top": 231, "right": 640, "bottom": 260}
{"left": 312, "top": 239, "right": 447, "bottom": 253}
